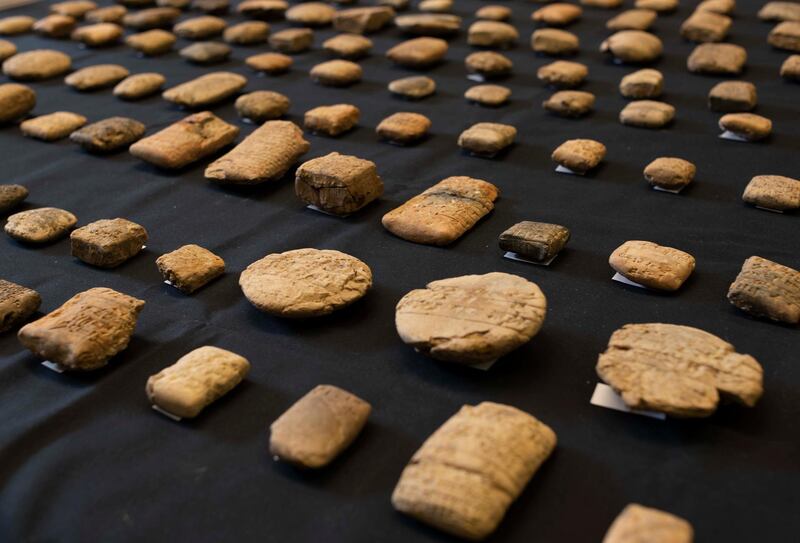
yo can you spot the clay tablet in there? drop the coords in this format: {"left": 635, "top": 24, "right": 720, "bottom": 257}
{"left": 386, "top": 37, "right": 447, "bottom": 68}
{"left": 0, "top": 279, "right": 41, "bottom": 333}
{"left": 235, "top": 90, "right": 290, "bottom": 123}
{"left": 465, "top": 84, "right": 510, "bottom": 107}
{"left": 86, "top": 6, "right": 127, "bottom": 24}
{"left": 21, "top": 111, "right": 87, "bottom": 141}
{"left": 122, "top": 7, "right": 181, "bottom": 30}
{"left": 270, "top": 384, "right": 371, "bottom": 468}
{"left": 223, "top": 21, "right": 269, "bottom": 44}
{"left": 130, "top": 111, "right": 239, "bottom": 169}
{"left": 769, "top": 21, "right": 800, "bottom": 51}
{"left": 18, "top": 287, "right": 145, "bottom": 370}
{"left": 531, "top": 28, "right": 579, "bottom": 55}
{"left": 601, "top": 30, "right": 662, "bottom": 63}
{"left": 607, "top": 9, "right": 657, "bottom": 31}
{"left": 499, "top": 221, "right": 570, "bottom": 262}
{"left": 304, "top": 104, "right": 359, "bottom": 136}
{"left": 0, "top": 184, "right": 28, "bottom": 214}
{"left": 742, "top": 175, "right": 800, "bottom": 211}
{"left": 240, "top": 249, "right": 372, "bottom": 318}
{"left": 537, "top": 60, "right": 588, "bottom": 88}
{"left": 543, "top": 90, "right": 595, "bottom": 117}
{"left": 3, "top": 49, "right": 72, "bottom": 81}
{"left": 206, "top": 120, "right": 310, "bottom": 184}
{"left": 780, "top": 54, "right": 800, "bottom": 80}
{"left": 532, "top": 3, "right": 583, "bottom": 26}
{"left": 5, "top": 207, "right": 77, "bottom": 243}
{"left": 395, "top": 14, "right": 461, "bottom": 36}
{"left": 162, "top": 72, "right": 246, "bottom": 108}
{"left": 332, "top": 6, "right": 394, "bottom": 34}
{"left": 113, "top": 72, "right": 165, "bottom": 100}
{"left": 603, "top": 504, "right": 693, "bottom": 543}
{"left": 71, "top": 22, "right": 123, "bottom": 46}
{"left": 125, "top": 29, "right": 176, "bottom": 55}
{"left": 237, "top": 0, "right": 287, "bottom": 19}
{"left": 551, "top": 139, "right": 606, "bottom": 173}
{"left": 687, "top": 43, "right": 746, "bottom": 74}
{"left": 620, "top": 68, "right": 663, "bottom": 98}
{"left": 709, "top": 81, "right": 757, "bottom": 112}
{"left": 681, "top": 11, "right": 731, "bottom": 43}
{"left": 376, "top": 112, "right": 431, "bottom": 144}
{"left": 0, "top": 16, "right": 35, "bottom": 35}
{"left": 245, "top": 52, "right": 292, "bottom": 74}
{"left": 0, "top": 39, "right": 15, "bottom": 62}
{"left": 51, "top": 1, "right": 97, "bottom": 18}
{"left": 156, "top": 244, "right": 225, "bottom": 293}
{"left": 65, "top": 64, "right": 129, "bottom": 91}
{"left": 180, "top": 41, "right": 231, "bottom": 64}
{"left": 389, "top": 75, "right": 436, "bottom": 99}
{"left": 310, "top": 59, "right": 362, "bottom": 86}
{"left": 395, "top": 273, "right": 546, "bottom": 364}
{"left": 323, "top": 33, "right": 372, "bottom": 59}
{"left": 392, "top": 402, "right": 557, "bottom": 540}
{"left": 759, "top": 1, "right": 800, "bottom": 22}
{"left": 727, "top": 256, "right": 800, "bottom": 324}
{"left": 476, "top": 5, "right": 510, "bottom": 21}
{"left": 619, "top": 100, "right": 675, "bottom": 128}
{"left": 286, "top": 2, "right": 335, "bottom": 26}
{"left": 382, "top": 176, "right": 498, "bottom": 246}
{"left": 609, "top": 240, "right": 695, "bottom": 290}
{"left": 597, "top": 323, "right": 763, "bottom": 416}
{"left": 458, "top": 122, "right": 516, "bottom": 157}
{"left": 0, "top": 83, "right": 36, "bottom": 124}
{"left": 465, "top": 51, "right": 513, "bottom": 78}
{"left": 70, "top": 117, "right": 145, "bottom": 153}
{"left": 719, "top": 113, "right": 772, "bottom": 141}
{"left": 295, "top": 152, "right": 383, "bottom": 215}
{"left": 70, "top": 218, "right": 147, "bottom": 268}
{"left": 467, "top": 20, "right": 518, "bottom": 48}
{"left": 269, "top": 27, "right": 313, "bottom": 53}
{"left": 643, "top": 157, "right": 696, "bottom": 190}
{"left": 173, "top": 15, "right": 226, "bottom": 39}
{"left": 34, "top": 14, "right": 76, "bottom": 38}
{"left": 147, "top": 346, "right": 250, "bottom": 418}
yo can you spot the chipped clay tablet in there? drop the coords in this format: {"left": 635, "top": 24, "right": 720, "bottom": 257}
{"left": 70, "top": 218, "right": 148, "bottom": 268}
{"left": 269, "top": 28, "right": 313, "bottom": 53}
{"left": 295, "top": 152, "right": 383, "bottom": 214}
{"left": 18, "top": 287, "right": 145, "bottom": 370}
{"left": 395, "top": 13, "right": 461, "bottom": 36}
{"left": 465, "top": 51, "right": 513, "bottom": 78}
{"left": 70, "top": 117, "right": 145, "bottom": 153}
{"left": 499, "top": 221, "right": 570, "bottom": 263}
{"left": 240, "top": 249, "right": 372, "bottom": 318}
{"left": 395, "top": 272, "right": 547, "bottom": 364}
{"left": 0, "top": 279, "right": 41, "bottom": 333}
{"left": 708, "top": 81, "right": 757, "bottom": 112}
{"left": 157, "top": 244, "right": 225, "bottom": 293}
{"left": 180, "top": 41, "right": 231, "bottom": 64}
{"left": 304, "top": 104, "right": 359, "bottom": 136}
{"left": 467, "top": 20, "right": 518, "bottom": 48}
{"left": 597, "top": 323, "right": 763, "bottom": 417}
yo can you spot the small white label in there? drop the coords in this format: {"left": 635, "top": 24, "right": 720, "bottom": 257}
{"left": 653, "top": 185, "right": 683, "bottom": 194}
{"left": 141, "top": 245, "right": 147, "bottom": 250}
{"left": 164, "top": 280, "right": 173, "bottom": 286}
{"left": 306, "top": 204, "right": 349, "bottom": 218}
{"left": 152, "top": 405, "right": 182, "bottom": 421}
{"left": 755, "top": 206, "right": 784, "bottom": 214}
{"left": 467, "top": 74, "right": 487, "bottom": 82}
{"left": 612, "top": 272, "right": 648, "bottom": 289}
{"left": 42, "top": 360, "right": 66, "bottom": 373}
{"left": 503, "top": 251, "right": 556, "bottom": 266}
{"left": 590, "top": 383, "right": 666, "bottom": 420}
{"left": 719, "top": 130, "right": 749, "bottom": 142}
{"left": 555, "top": 165, "right": 582, "bottom": 175}
{"left": 470, "top": 359, "right": 498, "bottom": 371}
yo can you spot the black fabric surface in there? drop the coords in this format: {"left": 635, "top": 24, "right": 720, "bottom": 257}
{"left": 1, "top": 0, "right": 799, "bottom": 541}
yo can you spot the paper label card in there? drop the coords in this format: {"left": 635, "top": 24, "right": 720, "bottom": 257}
{"left": 719, "top": 130, "right": 749, "bottom": 142}
{"left": 612, "top": 272, "right": 648, "bottom": 289}
{"left": 653, "top": 185, "right": 683, "bottom": 194}
{"left": 555, "top": 165, "right": 583, "bottom": 175}
{"left": 503, "top": 251, "right": 556, "bottom": 266}
{"left": 152, "top": 405, "right": 182, "bottom": 421}
{"left": 470, "top": 359, "right": 498, "bottom": 371}
{"left": 755, "top": 206, "right": 784, "bottom": 214}
{"left": 42, "top": 360, "right": 66, "bottom": 373}
{"left": 590, "top": 383, "right": 666, "bottom": 420}
{"left": 307, "top": 204, "right": 349, "bottom": 218}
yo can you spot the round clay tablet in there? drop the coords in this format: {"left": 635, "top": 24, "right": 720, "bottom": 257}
{"left": 240, "top": 248, "right": 372, "bottom": 318}
{"left": 395, "top": 272, "right": 547, "bottom": 365}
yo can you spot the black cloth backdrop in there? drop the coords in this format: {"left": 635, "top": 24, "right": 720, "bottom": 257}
{"left": 0, "top": 0, "right": 798, "bottom": 541}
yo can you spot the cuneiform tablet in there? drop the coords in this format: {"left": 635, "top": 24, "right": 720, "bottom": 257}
{"left": 601, "top": 30, "right": 662, "bottom": 63}
{"left": 70, "top": 218, "right": 148, "bottom": 268}
{"left": 609, "top": 240, "right": 695, "bottom": 290}
{"left": 465, "top": 84, "right": 510, "bottom": 106}
{"left": 465, "top": 51, "right": 512, "bottom": 78}
{"left": 235, "top": 90, "right": 290, "bottom": 123}
{"left": 0, "top": 83, "right": 36, "bottom": 124}
{"left": 458, "top": 122, "right": 516, "bottom": 157}
{"left": 162, "top": 71, "right": 246, "bottom": 108}
{"left": 499, "top": 221, "right": 570, "bottom": 263}
{"left": 0, "top": 279, "right": 41, "bottom": 333}
{"left": 532, "top": 3, "right": 583, "bottom": 26}
{"left": 476, "top": 5, "right": 510, "bottom": 21}
{"left": 635, "top": 0, "right": 675, "bottom": 11}
{"left": 597, "top": 323, "right": 763, "bottom": 416}
{"left": 5, "top": 207, "right": 77, "bottom": 243}
{"left": 146, "top": 346, "right": 250, "bottom": 418}
{"left": 192, "top": 0, "right": 230, "bottom": 14}
{"left": 603, "top": 504, "right": 693, "bottom": 543}
{"left": 3, "top": 49, "right": 72, "bottom": 81}
{"left": 130, "top": 111, "right": 239, "bottom": 169}
{"left": 537, "top": 60, "right": 588, "bottom": 88}
{"left": 0, "top": 16, "right": 35, "bottom": 35}
{"left": 71, "top": 22, "right": 123, "bottom": 46}
{"left": 759, "top": 1, "right": 800, "bottom": 22}
{"left": 34, "top": 14, "right": 76, "bottom": 38}
{"left": 240, "top": 249, "right": 372, "bottom": 318}
{"left": 309, "top": 59, "right": 362, "bottom": 86}
{"left": 304, "top": 104, "right": 359, "bottom": 136}
{"left": 619, "top": 100, "right": 675, "bottom": 128}
{"left": 156, "top": 244, "right": 225, "bottom": 293}
{"left": 86, "top": 6, "right": 127, "bottom": 24}
{"left": 0, "top": 184, "right": 28, "bottom": 214}
{"left": 643, "top": 157, "right": 696, "bottom": 190}
{"left": 395, "top": 273, "right": 546, "bottom": 364}
{"left": 708, "top": 81, "right": 757, "bottom": 112}
{"left": 269, "top": 384, "right": 371, "bottom": 468}
{"left": 205, "top": 120, "right": 309, "bottom": 184}
{"left": 551, "top": 138, "right": 606, "bottom": 173}
{"left": 237, "top": 0, "right": 288, "bottom": 19}
{"left": 295, "top": 152, "right": 383, "bottom": 215}
{"left": 386, "top": 37, "right": 447, "bottom": 68}
{"left": 223, "top": 21, "right": 269, "bottom": 44}
{"left": 323, "top": 33, "right": 372, "bottom": 59}
{"left": 113, "top": 72, "right": 165, "bottom": 100}
{"left": 269, "top": 27, "right": 313, "bottom": 53}
{"left": 21, "top": 112, "right": 87, "bottom": 141}
{"left": 286, "top": 2, "right": 335, "bottom": 26}
{"left": 52, "top": 1, "right": 98, "bottom": 19}
{"left": 389, "top": 75, "right": 436, "bottom": 99}
{"left": 727, "top": 256, "right": 800, "bottom": 324}
{"left": 742, "top": 175, "right": 800, "bottom": 211}
{"left": 620, "top": 68, "right": 663, "bottom": 98}
{"left": 122, "top": 7, "right": 181, "bottom": 30}
{"left": 125, "top": 29, "right": 176, "bottom": 55}
{"left": 543, "top": 90, "right": 595, "bottom": 117}
{"left": 392, "top": 402, "right": 556, "bottom": 540}
{"left": 531, "top": 28, "right": 579, "bottom": 56}
{"left": 606, "top": 9, "right": 657, "bottom": 31}
{"left": 180, "top": 41, "right": 231, "bottom": 64}
{"left": 70, "top": 117, "right": 145, "bottom": 153}
{"left": 769, "top": 21, "right": 800, "bottom": 52}
{"left": 65, "top": 64, "right": 129, "bottom": 91}
{"left": 173, "top": 15, "right": 226, "bottom": 39}
{"left": 245, "top": 52, "right": 292, "bottom": 74}
{"left": 332, "top": 6, "right": 394, "bottom": 34}
{"left": 687, "top": 43, "right": 746, "bottom": 74}
{"left": 376, "top": 112, "right": 430, "bottom": 144}
{"left": 18, "top": 287, "right": 145, "bottom": 370}
{"left": 0, "top": 39, "right": 15, "bottom": 62}
{"left": 719, "top": 113, "right": 772, "bottom": 141}
{"left": 382, "top": 176, "right": 498, "bottom": 246}
{"left": 467, "top": 20, "right": 518, "bottom": 48}
{"left": 680, "top": 11, "right": 731, "bottom": 42}
{"left": 395, "top": 14, "right": 461, "bottom": 36}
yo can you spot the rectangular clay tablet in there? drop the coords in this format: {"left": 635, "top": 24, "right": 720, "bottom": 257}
{"left": 382, "top": 176, "right": 498, "bottom": 246}
{"left": 392, "top": 402, "right": 557, "bottom": 540}
{"left": 162, "top": 71, "right": 246, "bottom": 108}
{"left": 269, "top": 384, "right": 371, "bottom": 468}
{"left": 146, "top": 346, "right": 250, "bottom": 418}
{"left": 499, "top": 221, "right": 570, "bottom": 262}
{"left": 129, "top": 111, "right": 239, "bottom": 169}
{"left": 205, "top": 120, "right": 310, "bottom": 184}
